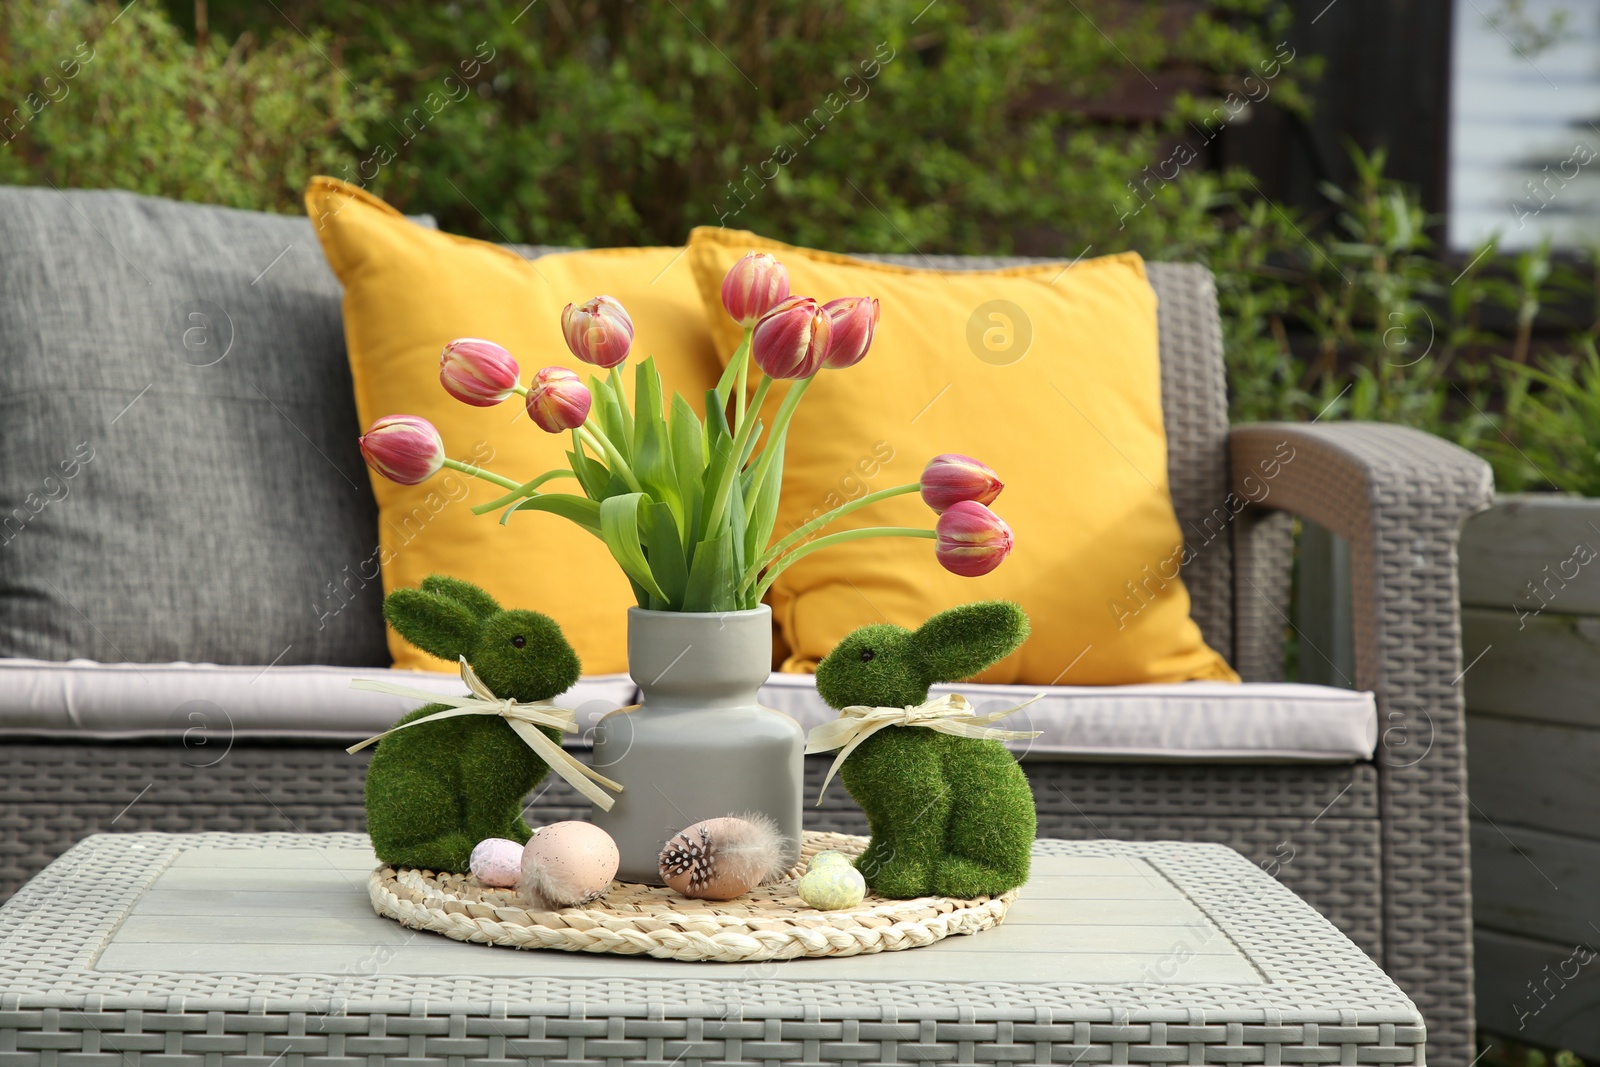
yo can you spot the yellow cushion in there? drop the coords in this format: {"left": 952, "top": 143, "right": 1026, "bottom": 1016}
{"left": 686, "top": 227, "right": 1237, "bottom": 686}
{"left": 306, "top": 178, "right": 722, "bottom": 674}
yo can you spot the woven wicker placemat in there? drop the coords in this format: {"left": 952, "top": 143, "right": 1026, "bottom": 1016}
{"left": 369, "top": 830, "right": 1016, "bottom": 962}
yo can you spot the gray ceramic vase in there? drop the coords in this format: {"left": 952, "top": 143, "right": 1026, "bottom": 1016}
{"left": 591, "top": 605, "right": 805, "bottom": 883}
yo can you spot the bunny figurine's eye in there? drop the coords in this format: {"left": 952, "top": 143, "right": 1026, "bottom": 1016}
{"left": 859, "top": 648, "right": 875, "bottom": 663}
{"left": 511, "top": 635, "right": 527, "bottom": 649}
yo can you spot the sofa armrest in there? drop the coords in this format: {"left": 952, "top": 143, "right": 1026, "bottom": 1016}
{"left": 1231, "top": 422, "right": 1493, "bottom": 694}
{"left": 1230, "top": 420, "right": 1492, "bottom": 1067}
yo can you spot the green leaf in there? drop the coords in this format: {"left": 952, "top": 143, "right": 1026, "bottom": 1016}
{"left": 599, "top": 493, "right": 668, "bottom": 602}
{"left": 712, "top": 344, "right": 744, "bottom": 410}
{"left": 697, "top": 427, "right": 735, "bottom": 543}
{"left": 736, "top": 418, "right": 763, "bottom": 469}
{"left": 705, "top": 387, "right": 731, "bottom": 446}
{"left": 727, "top": 473, "right": 747, "bottom": 597}
{"left": 640, "top": 500, "right": 687, "bottom": 608}
{"left": 609, "top": 369, "right": 635, "bottom": 447}
{"left": 500, "top": 493, "right": 604, "bottom": 539}
{"left": 632, "top": 359, "right": 681, "bottom": 526}
{"left": 567, "top": 445, "right": 611, "bottom": 501}
{"left": 669, "top": 391, "right": 707, "bottom": 541}
{"left": 682, "top": 528, "right": 736, "bottom": 612}
{"left": 743, "top": 423, "right": 787, "bottom": 573}
{"left": 590, "top": 372, "right": 630, "bottom": 452}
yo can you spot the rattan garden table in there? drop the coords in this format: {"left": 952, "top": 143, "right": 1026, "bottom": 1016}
{"left": 0, "top": 832, "right": 1423, "bottom": 1066}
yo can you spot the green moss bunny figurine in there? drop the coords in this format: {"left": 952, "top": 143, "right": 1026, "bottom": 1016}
{"left": 813, "top": 600, "right": 1036, "bottom": 899}
{"left": 362, "top": 575, "right": 581, "bottom": 873}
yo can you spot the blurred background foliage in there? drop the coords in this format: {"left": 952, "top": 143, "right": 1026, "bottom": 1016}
{"left": 1, "top": 0, "right": 1595, "bottom": 494}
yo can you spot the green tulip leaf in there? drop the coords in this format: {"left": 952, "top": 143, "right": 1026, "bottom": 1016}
{"left": 641, "top": 499, "right": 687, "bottom": 608}
{"left": 682, "top": 528, "right": 736, "bottom": 612}
{"left": 744, "top": 423, "right": 788, "bottom": 570}
{"left": 500, "top": 493, "right": 604, "bottom": 539}
{"left": 599, "top": 492, "right": 668, "bottom": 602}
{"left": 589, "top": 371, "right": 629, "bottom": 450}
{"left": 567, "top": 444, "right": 612, "bottom": 501}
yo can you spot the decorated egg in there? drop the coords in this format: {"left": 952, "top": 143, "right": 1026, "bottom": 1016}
{"left": 798, "top": 863, "right": 866, "bottom": 910}
{"left": 469, "top": 837, "right": 525, "bottom": 888}
{"left": 808, "top": 850, "right": 851, "bottom": 871}
{"left": 659, "top": 814, "right": 789, "bottom": 900}
{"left": 519, "top": 821, "right": 619, "bottom": 909}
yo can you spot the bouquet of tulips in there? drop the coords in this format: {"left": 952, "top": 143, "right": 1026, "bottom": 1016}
{"left": 357, "top": 252, "right": 1015, "bottom": 612}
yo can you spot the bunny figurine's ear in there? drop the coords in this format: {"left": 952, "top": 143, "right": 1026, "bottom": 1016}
{"left": 912, "top": 600, "right": 1030, "bottom": 684}
{"left": 419, "top": 575, "right": 500, "bottom": 620}
{"left": 384, "top": 587, "right": 480, "bottom": 663}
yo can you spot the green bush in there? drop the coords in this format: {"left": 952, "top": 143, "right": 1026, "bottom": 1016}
{"left": 157, "top": 0, "right": 1312, "bottom": 255}
{"left": 0, "top": 2, "right": 388, "bottom": 212}
{"left": 8, "top": 0, "right": 1599, "bottom": 494}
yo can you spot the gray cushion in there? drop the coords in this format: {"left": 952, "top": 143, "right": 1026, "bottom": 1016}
{"left": 0, "top": 187, "right": 394, "bottom": 666}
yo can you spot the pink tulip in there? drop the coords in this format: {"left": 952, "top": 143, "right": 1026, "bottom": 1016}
{"left": 359, "top": 415, "right": 445, "bottom": 486}
{"left": 439, "top": 338, "right": 520, "bottom": 407}
{"left": 721, "top": 252, "right": 791, "bottom": 326}
{"left": 751, "top": 296, "right": 832, "bottom": 380}
{"left": 820, "top": 296, "right": 879, "bottom": 370}
{"left": 561, "top": 295, "right": 634, "bottom": 369}
{"left": 920, "top": 454, "right": 1004, "bottom": 513}
{"left": 935, "top": 501, "right": 1014, "bottom": 577}
{"left": 525, "top": 366, "right": 592, "bottom": 433}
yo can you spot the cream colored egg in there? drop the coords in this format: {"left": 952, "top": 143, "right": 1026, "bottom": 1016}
{"left": 807, "top": 850, "right": 851, "bottom": 872}
{"left": 469, "top": 837, "right": 525, "bottom": 888}
{"left": 519, "top": 822, "right": 619, "bottom": 908}
{"left": 797, "top": 863, "right": 866, "bottom": 910}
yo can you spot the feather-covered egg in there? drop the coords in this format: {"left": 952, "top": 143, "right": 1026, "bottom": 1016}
{"left": 797, "top": 864, "right": 866, "bottom": 910}
{"left": 807, "top": 850, "right": 851, "bottom": 871}
{"left": 519, "top": 822, "right": 619, "bottom": 909}
{"left": 469, "top": 837, "right": 525, "bottom": 887}
{"left": 659, "top": 814, "right": 789, "bottom": 900}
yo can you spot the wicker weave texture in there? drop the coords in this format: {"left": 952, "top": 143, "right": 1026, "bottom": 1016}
{"left": 1234, "top": 422, "right": 1494, "bottom": 1067}
{"left": 0, "top": 746, "right": 1383, "bottom": 960}
{"left": 1, "top": 832, "right": 1423, "bottom": 1025}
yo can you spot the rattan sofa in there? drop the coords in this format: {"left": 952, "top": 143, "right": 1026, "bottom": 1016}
{"left": 0, "top": 241, "right": 1491, "bottom": 1066}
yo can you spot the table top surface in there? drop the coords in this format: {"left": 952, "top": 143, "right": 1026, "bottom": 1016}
{"left": 0, "top": 832, "right": 1419, "bottom": 1024}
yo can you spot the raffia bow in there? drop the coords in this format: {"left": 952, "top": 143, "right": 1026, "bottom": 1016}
{"left": 803, "top": 693, "right": 1043, "bottom": 803}
{"left": 346, "top": 657, "right": 624, "bottom": 810}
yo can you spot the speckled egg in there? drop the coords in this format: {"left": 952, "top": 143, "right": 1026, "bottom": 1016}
{"left": 659, "top": 815, "right": 789, "bottom": 901}
{"left": 797, "top": 863, "right": 866, "bottom": 910}
{"left": 469, "top": 837, "right": 525, "bottom": 888}
{"left": 807, "top": 850, "right": 851, "bottom": 872}
{"left": 519, "top": 822, "right": 619, "bottom": 909}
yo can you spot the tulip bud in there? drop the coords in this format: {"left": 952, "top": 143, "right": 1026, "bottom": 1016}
{"left": 920, "top": 454, "right": 1004, "bottom": 513}
{"left": 440, "top": 338, "right": 520, "bottom": 407}
{"left": 934, "top": 500, "right": 1014, "bottom": 577}
{"left": 561, "top": 295, "right": 634, "bottom": 368}
{"left": 359, "top": 415, "right": 445, "bottom": 486}
{"left": 525, "top": 366, "right": 592, "bottom": 433}
{"left": 721, "top": 252, "right": 791, "bottom": 326}
{"left": 820, "top": 296, "right": 880, "bottom": 370}
{"left": 751, "top": 295, "right": 832, "bottom": 380}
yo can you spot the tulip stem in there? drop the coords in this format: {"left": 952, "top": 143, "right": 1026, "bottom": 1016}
{"left": 579, "top": 423, "right": 644, "bottom": 495}
{"left": 733, "top": 345, "right": 751, "bottom": 430}
{"left": 441, "top": 458, "right": 523, "bottom": 492}
{"left": 751, "top": 526, "right": 935, "bottom": 603}
{"left": 703, "top": 375, "right": 773, "bottom": 538}
{"left": 512, "top": 384, "right": 530, "bottom": 397}
{"left": 746, "top": 482, "right": 922, "bottom": 583}
{"left": 470, "top": 469, "right": 579, "bottom": 515}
